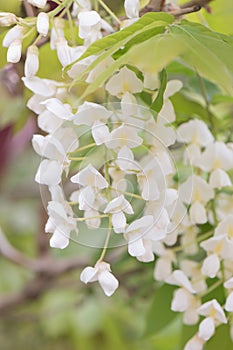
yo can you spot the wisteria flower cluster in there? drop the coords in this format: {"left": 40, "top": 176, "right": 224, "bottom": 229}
{"left": 1, "top": 0, "right": 233, "bottom": 349}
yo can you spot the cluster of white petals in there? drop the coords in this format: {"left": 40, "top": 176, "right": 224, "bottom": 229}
{"left": 2, "top": 2, "right": 233, "bottom": 348}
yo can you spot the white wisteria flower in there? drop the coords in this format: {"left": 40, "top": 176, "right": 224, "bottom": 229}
{"left": 198, "top": 141, "right": 233, "bottom": 172}
{"left": 106, "top": 124, "right": 143, "bottom": 150}
{"left": 36, "top": 12, "right": 49, "bottom": 36}
{"left": 45, "top": 201, "right": 77, "bottom": 249}
{"left": 80, "top": 261, "right": 119, "bottom": 296}
{"left": 0, "top": 12, "right": 17, "bottom": 27}
{"left": 158, "top": 80, "right": 183, "bottom": 122}
{"left": 224, "top": 277, "right": 233, "bottom": 312}
{"left": 105, "top": 66, "right": 143, "bottom": 98}
{"left": 124, "top": 215, "right": 164, "bottom": 261}
{"left": 28, "top": 0, "right": 47, "bottom": 9}
{"left": 215, "top": 215, "right": 233, "bottom": 241}
{"left": 71, "top": 164, "right": 108, "bottom": 189}
{"left": 201, "top": 235, "right": 233, "bottom": 278}
{"left": 197, "top": 300, "right": 227, "bottom": 341}
{"left": 25, "top": 45, "right": 39, "bottom": 77}
{"left": 3, "top": 25, "right": 25, "bottom": 48}
{"left": 78, "top": 10, "right": 102, "bottom": 45}
{"left": 6, "top": 39, "right": 22, "bottom": 63}
{"left": 72, "top": 101, "right": 112, "bottom": 126}
{"left": 179, "top": 175, "right": 214, "bottom": 224}
{"left": 177, "top": 119, "right": 214, "bottom": 146}
{"left": 104, "top": 195, "right": 134, "bottom": 233}
{"left": 124, "top": 0, "right": 140, "bottom": 19}
{"left": 184, "top": 335, "right": 205, "bottom": 350}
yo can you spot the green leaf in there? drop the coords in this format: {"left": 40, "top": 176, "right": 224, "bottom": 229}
{"left": 124, "top": 32, "right": 185, "bottom": 76}
{"left": 150, "top": 69, "right": 167, "bottom": 113}
{"left": 79, "top": 32, "right": 184, "bottom": 100}
{"left": 144, "top": 284, "right": 177, "bottom": 336}
{"left": 205, "top": 324, "right": 233, "bottom": 350}
{"left": 169, "top": 21, "right": 233, "bottom": 95}
{"left": 66, "top": 12, "right": 174, "bottom": 70}
{"left": 179, "top": 324, "right": 198, "bottom": 349}
{"left": 65, "top": 12, "right": 174, "bottom": 85}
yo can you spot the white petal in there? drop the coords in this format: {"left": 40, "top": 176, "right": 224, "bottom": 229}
{"left": 164, "top": 80, "right": 183, "bottom": 98}
{"left": 104, "top": 195, "right": 133, "bottom": 214}
{"left": 50, "top": 228, "right": 69, "bottom": 249}
{"left": 73, "top": 101, "right": 112, "bottom": 126}
{"left": 225, "top": 291, "right": 233, "bottom": 312}
{"left": 125, "top": 215, "right": 154, "bottom": 234}
{"left": 209, "top": 169, "right": 232, "bottom": 189}
{"left": 201, "top": 254, "right": 220, "bottom": 278}
{"left": 190, "top": 202, "right": 207, "bottom": 224}
{"left": 154, "top": 257, "right": 172, "bottom": 281}
{"left": 98, "top": 270, "right": 119, "bottom": 296}
{"left": 171, "top": 288, "right": 191, "bottom": 312}
{"left": 92, "top": 121, "right": 110, "bottom": 145}
{"left": 184, "top": 336, "right": 204, "bottom": 350}
{"left": 124, "top": 0, "right": 139, "bottom": 18}
{"left": 112, "top": 211, "right": 126, "bottom": 233}
{"left": 35, "top": 159, "right": 63, "bottom": 186}
{"left": 80, "top": 266, "right": 98, "bottom": 283}
{"left": 128, "top": 238, "right": 145, "bottom": 257}
{"left": 198, "top": 317, "right": 215, "bottom": 341}
{"left": 25, "top": 45, "right": 39, "bottom": 77}
{"left": 42, "top": 98, "right": 73, "bottom": 119}
{"left": 38, "top": 110, "right": 63, "bottom": 133}
{"left": 71, "top": 164, "right": 108, "bottom": 189}
{"left": 3, "top": 25, "right": 24, "bottom": 47}
{"left": 7, "top": 39, "right": 22, "bottom": 63}
{"left": 166, "top": 270, "right": 196, "bottom": 293}
{"left": 22, "top": 77, "right": 55, "bottom": 97}
{"left": 37, "top": 12, "right": 49, "bottom": 36}
{"left": 106, "top": 66, "right": 143, "bottom": 97}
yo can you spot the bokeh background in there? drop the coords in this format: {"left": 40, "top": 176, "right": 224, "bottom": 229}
{"left": 0, "top": 1, "right": 233, "bottom": 349}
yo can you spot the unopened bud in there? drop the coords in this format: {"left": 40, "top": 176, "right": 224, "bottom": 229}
{"left": 50, "top": 18, "right": 64, "bottom": 50}
{"left": 7, "top": 39, "right": 22, "bottom": 63}
{"left": 0, "top": 12, "right": 17, "bottom": 27}
{"left": 36, "top": 12, "right": 49, "bottom": 36}
{"left": 27, "top": 0, "right": 47, "bottom": 9}
{"left": 56, "top": 37, "right": 71, "bottom": 67}
{"left": 25, "top": 45, "right": 39, "bottom": 77}
{"left": 3, "top": 25, "right": 25, "bottom": 47}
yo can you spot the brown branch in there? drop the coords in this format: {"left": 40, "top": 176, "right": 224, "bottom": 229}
{"left": 180, "top": 0, "right": 214, "bottom": 9}
{"left": 0, "top": 228, "right": 35, "bottom": 269}
{"left": 140, "top": 0, "right": 214, "bottom": 16}
{"left": 23, "top": 0, "right": 35, "bottom": 17}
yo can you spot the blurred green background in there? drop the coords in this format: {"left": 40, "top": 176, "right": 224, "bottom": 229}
{"left": 0, "top": 1, "right": 233, "bottom": 349}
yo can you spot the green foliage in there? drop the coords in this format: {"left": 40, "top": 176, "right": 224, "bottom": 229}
{"left": 144, "top": 284, "right": 177, "bottom": 336}
{"left": 150, "top": 69, "right": 167, "bottom": 114}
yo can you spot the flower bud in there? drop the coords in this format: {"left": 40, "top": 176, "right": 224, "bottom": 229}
{"left": 0, "top": 12, "right": 17, "bottom": 27}
{"left": 3, "top": 25, "right": 24, "bottom": 47}
{"left": 7, "top": 39, "right": 22, "bottom": 63}
{"left": 25, "top": 45, "right": 39, "bottom": 77}
{"left": 27, "top": 0, "right": 47, "bottom": 9}
{"left": 56, "top": 37, "right": 71, "bottom": 67}
{"left": 36, "top": 12, "right": 49, "bottom": 36}
{"left": 50, "top": 18, "right": 64, "bottom": 50}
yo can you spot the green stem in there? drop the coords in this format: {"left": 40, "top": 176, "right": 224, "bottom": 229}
{"left": 68, "top": 143, "right": 96, "bottom": 154}
{"left": 75, "top": 214, "right": 109, "bottom": 221}
{"left": 97, "top": 0, "right": 121, "bottom": 25}
{"left": 199, "top": 279, "right": 223, "bottom": 298}
{"left": 49, "top": 0, "right": 72, "bottom": 17}
{"left": 98, "top": 216, "right": 112, "bottom": 262}
{"left": 109, "top": 187, "right": 143, "bottom": 200}
{"left": 68, "top": 156, "right": 86, "bottom": 161}
{"left": 172, "top": 229, "right": 213, "bottom": 253}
